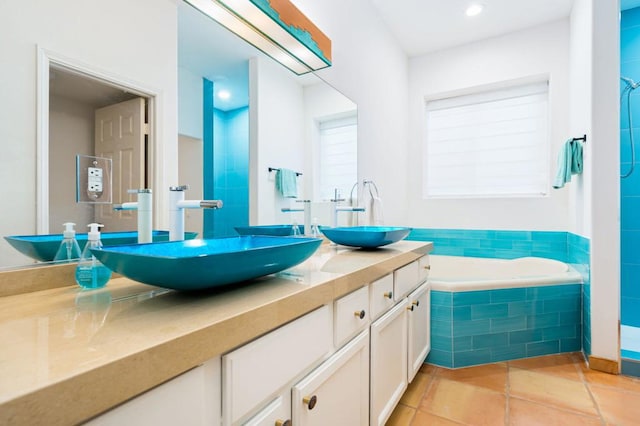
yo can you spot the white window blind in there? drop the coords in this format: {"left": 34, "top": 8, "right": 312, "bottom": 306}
{"left": 423, "top": 82, "right": 549, "bottom": 198}
{"left": 319, "top": 115, "right": 357, "bottom": 201}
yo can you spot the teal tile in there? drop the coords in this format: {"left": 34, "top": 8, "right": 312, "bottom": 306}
{"left": 559, "top": 310, "right": 581, "bottom": 326}
{"left": 471, "top": 303, "right": 509, "bottom": 320}
{"left": 532, "top": 231, "right": 567, "bottom": 243}
{"left": 542, "top": 325, "right": 578, "bottom": 340}
{"left": 453, "top": 319, "right": 491, "bottom": 337}
{"left": 495, "top": 231, "right": 532, "bottom": 240}
{"left": 561, "top": 338, "right": 582, "bottom": 352}
{"left": 491, "top": 344, "right": 527, "bottom": 362}
{"left": 453, "top": 291, "right": 491, "bottom": 306}
{"left": 509, "top": 301, "right": 544, "bottom": 316}
{"left": 454, "top": 349, "right": 492, "bottom": 368}
{"left": 432, "top": 305, "right": 452, "bottom": 321}
{"left": 454, "top": 336, "right": 473, "bottom": 351}
{"left": 453, "top": 306, "right": 472, "bottom": 321}
{"left": 527, "top": 286, "right": 563, "bottom": 300}
{"left": 491, "top": 316, "right": 526, "bottom": 333}
{"left": 527, "top": 340, "right": 560, "bottom": 357}
{"left": 491, "top": 288, "right": 527, "bottom": 303}
{"left": 544, "top": 298, "right": 581, "bottom": 313}
{"left": 527, "top": 313, "right": 560, "bottom": 329}
{"left": 427, "top": 349, "right": 453, "bottom": 368}
{"left": 473, "top": 332, "right": 508, "bottom": 349}
{"left": 480, "top": 239, "right": 513, "bottom": 249}
{"left": 510, "top": 329, "right": 543, "bottom": 344}
{"left": 431, "top": 291, "right": 452, "bottom": 306}
{"left": 464, "top": 248, "right": 496, "bottom": 258}
{"left": 432, "top": 319, "right": 452, "bottom": 338}
{"left": 561, "top": 284, "right": 583, "bottom": 296}
{"left": 432, "top": 335, "right": 453, "bottom": 352}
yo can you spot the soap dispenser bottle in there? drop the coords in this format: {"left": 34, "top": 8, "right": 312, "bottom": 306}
{"left": 53, "top": 222, "right": 82, "bottom": 262}
{"left": 75, "top": 223, "right": 112, "bottom": 289}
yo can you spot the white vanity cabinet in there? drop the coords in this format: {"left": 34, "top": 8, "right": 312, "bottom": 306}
{"left": 370, "top": 256, "right": 431, "bottom": 426}
{"left": 86, "top": 357, "right": 221, "bottom": 426}
{"left": 292, "top": 330, "right": 370, "bottom": 426}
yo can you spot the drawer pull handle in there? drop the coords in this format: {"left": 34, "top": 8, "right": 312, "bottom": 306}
{"left": 407, "top": 305, "right": 414, "bottom": 312}
{"left": 303, "top": 395, "right": 318, "bottom": 410}
{"left": 354, "top": 310, "right": 366, "bottom": 320}
{"left": 424, "top": 265, "right": 431, "bottom": 270}
{"left": 412, "top": 300, "right": 420, "bottom": 307}
{"left": 275, "top": 420, "right": 291, "bottom": 426}
{"left": 384, "top": 291, "right": 393, "bottom": 299}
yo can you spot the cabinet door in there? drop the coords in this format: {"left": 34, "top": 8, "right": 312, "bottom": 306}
{"left": 87, "top": 357, "right": 221, "bottom": 426}
{"left": 407, "top": 282, "right": 431, "bottom": 383}
{"left": 244, "top": 393, "right": 291, "bottom": 426}
{"left": 292, "top": 330, "right": 370, "bottom": 426}
{"left": 370, "top": 299, "right": 408, "bottom": 426}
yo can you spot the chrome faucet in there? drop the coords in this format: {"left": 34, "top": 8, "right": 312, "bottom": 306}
{"left": 169, "top": 185, "right": 223, "bottom": 241}
{"left": 331, "top": 188, "right": 364, "bottom": 227}
{"left": 113, "top": 189, "right": 153, "bottom": 243}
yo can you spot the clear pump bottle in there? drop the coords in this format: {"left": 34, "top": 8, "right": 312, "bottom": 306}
{"left": 53, "top": 222, "right": 82, "bottom": 262}
{"left": 75, "top": 223, "right": 112, "bottom": 289}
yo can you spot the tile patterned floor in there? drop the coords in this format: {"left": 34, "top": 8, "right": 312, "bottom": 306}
{"left": 388, "top": 352, "right": 640, "bottom": 425}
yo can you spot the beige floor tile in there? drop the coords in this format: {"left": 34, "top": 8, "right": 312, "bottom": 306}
{"left": 509, "top": 369, "right": 598, "bottom": 416}
{"left": 436, "top": 362, "right": 507, "bottom": 393}
{"left": 411, "top": 410, "right": 465, "bottom": 425}
{"left": 508, "top": 397, "right": 603, "bottom": 426}
{"left": 589, "top": 384, "right": 640, "bottom": 425}
{"left": 387, "top": 404, "right": 415, "bottom": 426}
{"left": 508, "top": 353, "right": 583, "bottom": 382}
{"left": 419, "top": 378, "right": 506, "bottom": 425}
{"left": 582, "top": 367, "right": 640, "bottom": 393}
{"left": 400, "top": 372, "right": 433, "bottom": 408}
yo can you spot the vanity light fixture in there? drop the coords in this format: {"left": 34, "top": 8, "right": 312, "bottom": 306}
{"left": 465, "top": 3, "right": 484, "bottom": 17}
{"left": 185, "top": 0, "right": 332, "bottom": 75}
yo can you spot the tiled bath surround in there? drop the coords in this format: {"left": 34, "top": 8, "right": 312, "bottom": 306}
{"left": 408, "top": 228, "right": 591, "bottom": 366}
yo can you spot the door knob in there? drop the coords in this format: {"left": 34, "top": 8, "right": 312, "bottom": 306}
{"left": 303, "top": 395, "right": 318, "bottom": 410}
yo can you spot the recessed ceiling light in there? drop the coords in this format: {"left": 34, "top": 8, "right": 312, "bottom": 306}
{"left": 217, "top": 89, "right": 231, "bottom": 100}
{"left": 466, "top": 3, "right": 484, "bottom": 17}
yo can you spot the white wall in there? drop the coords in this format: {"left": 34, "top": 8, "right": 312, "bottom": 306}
{"left": 178, "top": 66, "right": 204, "bottom": 140}
{"left": 406, "top": 20, "right": 571, "bottom": 231}
{"left": 570, "top": 0, "right": 621, "bottom": 364}
{"left": 291, "top": 0, "right": 410, "bottom": 226}
{"left": 0, "top": 0, "right": 178, "bottom": 267}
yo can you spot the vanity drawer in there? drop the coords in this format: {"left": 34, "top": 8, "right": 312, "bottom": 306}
{"left": 418, "top": 255, "right": 430, "bottom": 283}
{"left": 369, "top": 274, "right": 395, "bottom": 321}
{"left": 334, "top": 286, "right": 369, "bottom": 348}
{"left": 393, "top": 260, "right": 420, "bottom": 301}
{"left": 222, "top": 305, "right": 333, "bottom": 425}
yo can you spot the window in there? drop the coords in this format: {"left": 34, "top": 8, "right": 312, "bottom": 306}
{"left": 318, "top": 114, "right": 357, "bottom": 201}
{"left": 423, "top": 81, "right": 549, "bottom": 198}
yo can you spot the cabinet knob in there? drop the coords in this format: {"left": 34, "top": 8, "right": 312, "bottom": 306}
{"left": 275, "top": 420, "right": 291, "bottom": 426}
{"left": 303, "top": 395, "right": 318, "bottom": 410}
{"left": 424, "top": 265, "right": 431, "bottom": 270}
{"left": 412, "top": 300, "right": 420, "bottom": 307}
{"left": 354, "top": 310, "right": 366, "bottom": 320}
{"left": 383, "top": 291, "right": 393, "bottom": 299}
{"left": 407, "top": 305, "right": 414, "bottom": 312}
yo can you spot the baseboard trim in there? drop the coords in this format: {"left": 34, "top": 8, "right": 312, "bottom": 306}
{"left": 588, "top": 355, "right": 620, "bottom": 374}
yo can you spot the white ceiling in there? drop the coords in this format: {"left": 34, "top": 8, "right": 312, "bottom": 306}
{"left": 369, "top": 0, "right": 575, "bottom": 57}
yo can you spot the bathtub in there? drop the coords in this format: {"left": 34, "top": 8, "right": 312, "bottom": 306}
{"left": 427, "top": 255, "right": 584, "bottom": 368}
{"left": 428, "top": 255, "right": 583, "bottom": 291}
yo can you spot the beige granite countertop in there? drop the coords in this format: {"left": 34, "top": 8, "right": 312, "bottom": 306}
{"left": 0, "top": 240, "right": 432, "bottom": 425}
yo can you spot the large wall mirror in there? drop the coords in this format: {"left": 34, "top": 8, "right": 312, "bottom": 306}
{"left": 0, "top": 0, "right": 357, "bottom": 269}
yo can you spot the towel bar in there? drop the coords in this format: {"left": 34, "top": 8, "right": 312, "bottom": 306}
{"left": 571, "top": 134, "right": 587, "bottom": 143}
{"left": 268, "top": 167, "right": 302, "bottom": 176}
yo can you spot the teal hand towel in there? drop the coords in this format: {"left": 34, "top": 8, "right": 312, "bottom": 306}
{"left": 553, "top": 139, "right": 583, "bottom": 189}
{"left": 275, "top": 168, "right": 298, "bottom": 198}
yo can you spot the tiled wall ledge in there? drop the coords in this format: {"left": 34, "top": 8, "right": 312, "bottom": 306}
{"left": 428, "top": 284, "right": 583, "bottom": 368}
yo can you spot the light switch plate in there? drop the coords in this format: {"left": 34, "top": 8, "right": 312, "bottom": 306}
{"left": 76, "top": 155, "right": 112, "bottom": 203}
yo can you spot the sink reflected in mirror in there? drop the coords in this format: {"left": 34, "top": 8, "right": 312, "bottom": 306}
{"left": 320, "top": 226, "right": 412, "bottom": 249}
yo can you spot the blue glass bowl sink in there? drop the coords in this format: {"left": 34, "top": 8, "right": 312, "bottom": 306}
{"left": 235, "top": 224, "right": 304, "bottom": 236}
{"left": 90, "top": 236, "right": 322, "bottom": 291}
{"left": 320, "top": 226, "right": 411, "bottom": 248}
{"left": 4, "top": 231, "right": 198, "bottom": 263}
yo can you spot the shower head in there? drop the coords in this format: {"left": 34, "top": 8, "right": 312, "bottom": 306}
{"left": 621, "top": 76, "right": 640, "bottom": 89}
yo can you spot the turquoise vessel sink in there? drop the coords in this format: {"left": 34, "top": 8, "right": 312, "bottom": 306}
{"left": 320, "top": 226, "right": 411, "bottom": 248}
{"left": 235, "top": 224, "right": 304, "bottom": 236}
{"left": 4, "top": 231, "right": 198, "bottom": 263}
{"left": 90, "top": 236, "right": 322, "bottom": 291}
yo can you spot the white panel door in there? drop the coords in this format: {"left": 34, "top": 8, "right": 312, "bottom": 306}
{"left": 292, "top": 330, "right": 369, "bottom": 426}
{"left": 407, "top": 282, "right": 431, "bottom": 383}
{"left": 178, "top": 134, "right": 204, "bottom": 237}
{"left": 95, "top": 97, "right": 146, "bottom": 231}
{"left": 370, "top": 299, "right": 408, "bottom": 426}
